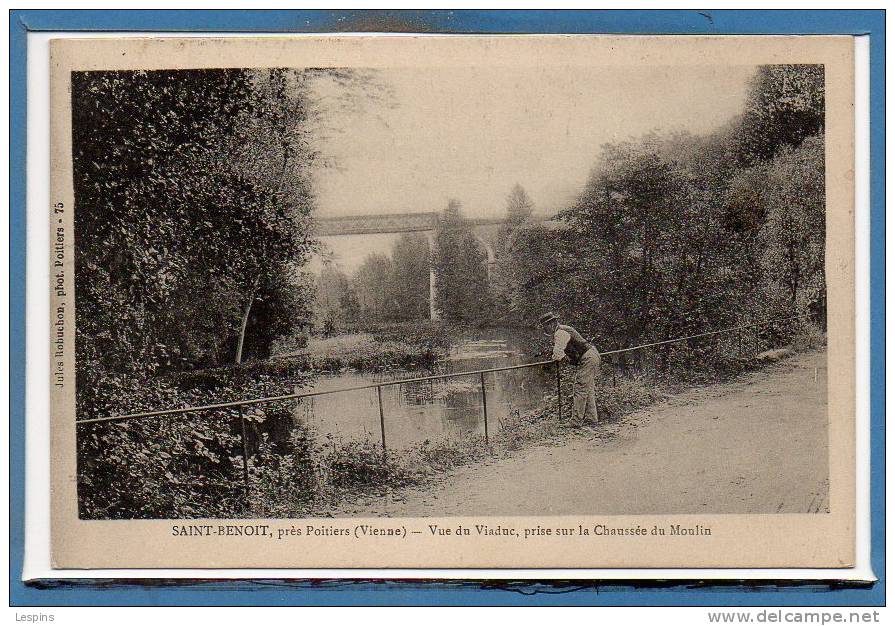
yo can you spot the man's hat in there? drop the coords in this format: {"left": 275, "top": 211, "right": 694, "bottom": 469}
{"left": 538, "top": 311, "right": 558, "bottom": 326}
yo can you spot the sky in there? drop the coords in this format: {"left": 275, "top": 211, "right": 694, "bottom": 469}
{"left": 309, "top": 64, "right": 758, "bottom": 222}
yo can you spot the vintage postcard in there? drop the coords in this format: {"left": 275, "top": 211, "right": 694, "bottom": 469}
{"left": 50, "top": 34, "right": 855, "bottom": 569}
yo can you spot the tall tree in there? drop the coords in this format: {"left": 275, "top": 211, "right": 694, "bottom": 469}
{"left": 754, "top": 137, "right": 826, "bottom": 314}
{"left": 504, "top": 184, "right": 534, "bottom": 227}
{"left": 314, "top": 263, "right": 358, "bottom": 326}
{"left": 738, "top": 64, "right": 825, "bottom": 165}
{"left": 493, "top": 184, "right": 536, "bottom": 320}
{"left": 432, "top": 200, "right": 492, "bottom": 323}
{"left": 388, "top": 233, "right": 431, "bottom": 321}
{"left": 353, "top": 253, "right": 394, "bottom": 320}
{"left": 230, "top": 69, "right": 318, "bottom": 364}
{"left": 561, "top": 137, "right": 691, "bottom": 345}
{"left": 492, "top": 223, "right": 564, "bottom": 325}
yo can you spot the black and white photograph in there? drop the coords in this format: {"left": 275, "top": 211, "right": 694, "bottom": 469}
{"left": 71, "top": 59, "right": 830, "bottom": 520}
{"left": 49, "top": 35, "right": 856, "bottom": 569}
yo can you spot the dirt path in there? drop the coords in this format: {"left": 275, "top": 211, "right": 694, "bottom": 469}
{"left": 337, "top": 350, "right": 828, "bottom": 516}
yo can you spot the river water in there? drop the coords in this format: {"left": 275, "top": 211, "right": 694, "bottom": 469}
{"left": 293, "top": 330, "right": 554, "bottom": 450}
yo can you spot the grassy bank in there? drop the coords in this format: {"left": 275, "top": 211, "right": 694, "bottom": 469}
{"left": 271, "top": 321, "right": 451, "bottom": 372}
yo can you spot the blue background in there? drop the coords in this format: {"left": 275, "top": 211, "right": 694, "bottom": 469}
{"left": 8, "top": 9, "right": 886, "bottom": 606}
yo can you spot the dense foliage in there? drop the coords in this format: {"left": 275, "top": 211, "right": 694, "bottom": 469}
{"left": 432, "top": 200, "right": 493, "bottom": 322}
{"left": 77, "top": 359, "right": 313, "bottom": 518}
{"left": 72, "top": 68, "right": 352, "bottom": 517}
{"left": 73, "top": 68, "right": 319, "bottom": 406}
{"left": 493, "top": 64, "right": 826, "bottom": 355}
{"left": 313, "top": 232, "right": 431, "bottom": 327}
{"left": 737, "top": 64, "right": 825, "bottom": 165}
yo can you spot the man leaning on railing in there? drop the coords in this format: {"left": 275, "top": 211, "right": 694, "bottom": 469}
{"left": 539, "top": 312, "right": 602, "bottom": 425}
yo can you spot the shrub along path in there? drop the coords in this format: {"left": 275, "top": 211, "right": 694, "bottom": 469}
{"left": 335, "top": 349, "right": 829, "bottom": 516}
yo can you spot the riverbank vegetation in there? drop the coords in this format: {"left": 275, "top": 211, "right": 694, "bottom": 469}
{"left": 73, "top": 67, "right": 394, "bottom": 401}
{"left": 497, "top": 65, "right": 826, "bottom": 347}
{"left": 251, "top": 341, "right": 824, "bottom": 518}
{"left": 78, "top": 317, "right": 821, "bottom": 520}
{"left": 271, "top": 322, "right": 450, "bottom": 371}
{"left": 75, "top": 64, "right": 828, "bottom": 519}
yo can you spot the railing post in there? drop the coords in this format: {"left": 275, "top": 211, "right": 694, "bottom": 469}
{"left": 555, "top": 361, "right": 562, "bottom": 421}
{"left": 237, "top": 406, "right": 250, "bottom": 510}
{"left": 480, "top": 372, "right": 489, "bottom": 445}
{"left": 377, "top": 385, "right": 387, "bottom": 459}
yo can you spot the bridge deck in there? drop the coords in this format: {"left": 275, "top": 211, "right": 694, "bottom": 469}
{"left": 315, "top": 212, "right": 513, "bottom": 236}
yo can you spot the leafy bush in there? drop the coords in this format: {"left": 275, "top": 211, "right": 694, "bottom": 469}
{"left": 77, "top": 360, "right": 313, "bottom": 519}
{"left": 791, "top": 319, "right": 827, "bottom": 352}
{"left": 249, "top": 426, "right": 319, "bottom": 517}
{"left": 72, "top": 68, "right": 320, "bottom": 396}
{"left": 78, "top": 408, "right": 246, "bottom": 519}
{"left": 322, "top": 439, "right": 410, "bottom": 488}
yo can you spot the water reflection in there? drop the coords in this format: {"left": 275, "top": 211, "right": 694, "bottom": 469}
{"left": 293, "top": 330, "right": 552, "bottom": 450}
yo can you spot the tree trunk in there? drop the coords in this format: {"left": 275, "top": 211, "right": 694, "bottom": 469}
{"left": 235, "top": 276, "right": 261, "bottom": 365}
